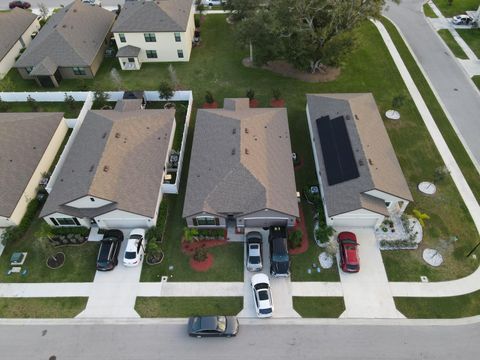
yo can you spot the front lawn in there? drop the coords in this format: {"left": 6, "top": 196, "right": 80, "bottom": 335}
{"left": 457, "top": 29, "right": 480, "bottom": 58}
{"left": 437, "top": 29, "right": 469, "bottom": 59}
{"left": 293, "top": 297, "right": 345, "bottom": 318}
{"left": 395, "top": 290, "right": 480, "bottom": 318}
{"left": 135, "top": 297, "right": 243, "bottom": 317}
{"left": 0, "top": 297, "right": 87, "bottom": 318}
{"left": 433, "top": 0, "right": 479, "bottom": 17}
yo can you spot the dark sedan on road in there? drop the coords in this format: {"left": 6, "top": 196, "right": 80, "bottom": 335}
{"left": 187, "top": 316, "right": 239, "bottom": 338}
{"left": 337, "top": 231, "right": 360, "bottom": 273}
{"left": 96, "top": 229, "right": 124, "bottom": 271}
{"left": 9, "top": 1, "right": 31, "bottom": 9}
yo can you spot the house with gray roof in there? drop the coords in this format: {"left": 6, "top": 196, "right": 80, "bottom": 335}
{"left": 40, "top": 99, "right": 176, "bottom": 229}
{"left": 15, "top": 0, "right": 115, "bottom": 87}
{"left": 112, "top": 0, "right": 195, "bottom": 70}
{"left": 306, "top": 93, "right": 413, "bottom": 228}
{"left": 0, "top": 8, "right": 40, "bottom": 79}
{"left": 0, "top": 112, "right": 67, "bottom": 228}
{"left": 183, "top": 98, "right": 299, "bottom": 230}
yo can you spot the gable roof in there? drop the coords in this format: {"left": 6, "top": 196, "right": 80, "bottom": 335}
{"left": 0, "top": 112, "right": 64, "bottom": 218}
{"left": 183, "top": 98, "right": 299, "bottom": 219}
{"left": 15, "top": 0, "right": 115, "bottom": 68}
{"left": 112, "top": 0, "right": 194, "bottom": 33}
{"left": 306, "top": 93, "right": 413, "bottom": 217}
{"left": 40, "top": 102, "right": 175, "bottom": 218}
{"left": 0, "top": 8, "right": 37, "bottom": 62}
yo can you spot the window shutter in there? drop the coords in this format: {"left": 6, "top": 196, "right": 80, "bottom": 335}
{"left": 193, "top": 218, "right": 198, "bottom": 226}
{"left": 50, "top": 218, "right": 59, "bottom": 226}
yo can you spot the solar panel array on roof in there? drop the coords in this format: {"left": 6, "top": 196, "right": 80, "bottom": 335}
{"left": 316, "top": 115, "right": 359, "bottom": 185}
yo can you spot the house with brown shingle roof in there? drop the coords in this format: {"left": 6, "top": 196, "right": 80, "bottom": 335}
{"left": 14, "top": 0, "right": 115, "bottom": 87}
{"left": 0, "top": 112, "right": 68, "bottom": 228}
{"left": 112, "top": 0, "right": 195, "bottom": 70}
{"left": 0, "top": 8, "right": 40, "bottom": 79}
{"left": 40, "top": 99, "right": 176, "bottom": 229}
{"left": 183, "top": 98, "right": 299, "bottom": 230}
{"left": 306, "top": 93, "right": 413, "bottom": 228}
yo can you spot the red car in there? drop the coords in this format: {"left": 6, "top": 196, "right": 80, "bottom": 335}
{"left": 338, "top": 232, "right": 360, "bottom": 273}
{"left": 9, "top": 1, "right": 31, "bottom": 9}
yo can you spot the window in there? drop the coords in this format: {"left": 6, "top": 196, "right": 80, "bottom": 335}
{"left": 72, "top": 67, "right": 86, "bottom": 75}
{"left": 55, "top": 217, "right": 80, "bottom": 226}
{"left": 25, "top": 66, "right": 33, "bottom": 74}
{"left": 118, "top": 33, "right": 126, "bottom": 43}
{"left": 146, "top": 50, "right": 157, "bottom": 59}
{"left": 144, "top": 33, "right": 156, "bottom": 42}
{"left": 194, "top": 216, "right": 219, "bottom": 226}
{"left": 174, "top": 32, "right": 181, "bottom": 42}
{"left": 127, "top": 57, "right": 135, "bottom": 63}
{"left": 177, "top": 49, "right": 184, "bottom": 59}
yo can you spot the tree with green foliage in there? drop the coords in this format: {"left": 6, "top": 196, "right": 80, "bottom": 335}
{"left": 93, "top": 90, "right": 109, "bottom": 109}
{"left": 64, "top": 93, "right": 76, "bottom": 112}
{"left": 226, "top": 0, "right": 258, "bottom": 22}
{"left": 288, "top": 229, "right": 303, "bottom": 249}
{"left": 205, "top": 91, "right": 215, "bottom": 104}
{"left": 158, "top": 81, "right": 175, "bottom": 101}
{"left": 235, "top": 0, "right": 389, "bottom": 73}
{"left": 246, "top": 89, "right": 255, "bottom": 101}
{"left": 315, "top": 223, "right": 335, "bottom": 244}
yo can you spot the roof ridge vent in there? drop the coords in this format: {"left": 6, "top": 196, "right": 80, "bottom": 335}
{"left": 358, "top": 159, "right": 364, "bottom": 166}
{"left": 231, "top": 148, "right": 236, "bottom": 155}
{"left": 232, "top": 128, "right": 236, "bottom": 134}
{"left": 115, "top": 132, "right": 121, "bottom": 138}
{"left": 102, "top": 132, "right": 107, "bottom": 139}
{"left": 89, "top": 165, "right": 95, "bottom": 172}
{"left": 103, "top": 165, "right": 109, "bottom": 172}
{"left": 245, "top": 128, "right": 249, "bottom": 134}
{"left": 355, "top": 114, "right": 359, "bottom": 120}
{"left": 245, "top": 148, "right": 249, "bottom": 155}
{"left": 368, "top": 158, "right": 373, "bottom": 165}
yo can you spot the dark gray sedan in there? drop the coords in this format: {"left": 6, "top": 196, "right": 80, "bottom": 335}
{"left": 187, "top": 316, "right": 239, "bottom": 338}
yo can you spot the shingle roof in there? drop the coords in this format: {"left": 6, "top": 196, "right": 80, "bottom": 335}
{"left": 116, "top": 45, "right": 141, "bottom": 57}
{"left": 0, "top": 8, "right": 37, "bottom": 62}
{"left": 40, "top": 103, "right": 175, "bottom": 218}
{"left": 112, "top": 0, "right": 194, "bottom": 33}
{"left": 0, "top": 112, "right": 64, "bottom": 218}
{"left": 307, "top": 93, "right": 413, "bottom": 217}
{"left": 15, "top": 0, "right": 115, "bottom": 68}
{"left": 183, "top": 98, "right": 299, "bottom": 218}
{"left": 29, "top": 56, "right": 58, "bottom": 76}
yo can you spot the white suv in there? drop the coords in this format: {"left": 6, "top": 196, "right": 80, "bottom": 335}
{"left": 123, "top": 228, "right": 146, "bottom": 267}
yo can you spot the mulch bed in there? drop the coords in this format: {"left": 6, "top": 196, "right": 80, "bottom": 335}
{"left": 46, "top": 252, "right": 65, "bottom": 269}
{"left": 182, "top": 239, "right": 227, "bottom": 255}
{"left": 202, "top": 102, "right": 218, "bottom": 109}
{"left": 189, "top": 253, "right": 214, "bottom": 272}
{"left": 249, "top": 99, "right": 260, "bottom": 108}
{"left": 270, "top": 99, "right": 285, "bottom": 108}
{"left": 289, "top": 207, "right": 309, "bottom": 255}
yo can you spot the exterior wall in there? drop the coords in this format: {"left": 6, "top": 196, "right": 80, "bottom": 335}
{"left": 66, "top": 196, "right": 112, "bottom": 209}
{"left": 5, "top": 119, "right": 68, "bottom": 226}
{"left": 89, "top": 39, "right": 109, "bottom": 76}
{"left": 20, "top": 18, "right": 41, "bottom": 47}
{"left": 95, "top": 209, "right": 152, "bottom": 229}
{"left": 160, "top": 118, "right": 177, "bottom": 194}
{"left": 118, "top": 56, "right": 141, "bottom": 70}
{"left": 185, "top": 213, "right": 226, "bottom": 228}
{"left": 239, "top": 208, "right": 297, "bottom": 228}
{"left": 59, "top": 66, "right": 94, "bottom": 80}
{"left": 43, "top": 212, "right": 90, "bottom": 228}
{"left": 364, "top": 189, "right": 410, "bottom": 213}
{"left": 330, "top": 209, "right": 384, "bottom": 229}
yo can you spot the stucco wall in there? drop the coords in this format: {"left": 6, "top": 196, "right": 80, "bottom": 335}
{"left": 66, "top": 196, "right": 112, "bottom": 209}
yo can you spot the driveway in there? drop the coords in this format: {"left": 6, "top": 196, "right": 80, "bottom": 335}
{"left": 336, "top": 228, "right": 404, "bottom": 319}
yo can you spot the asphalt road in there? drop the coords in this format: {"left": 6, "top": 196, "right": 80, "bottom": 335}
{"left": 0, "top": 318, "right": 479, "bottom": 359}
{"left": 384, "top": 0, "right": 480, "bottom": 171}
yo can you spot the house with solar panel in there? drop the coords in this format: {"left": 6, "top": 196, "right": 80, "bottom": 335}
{"left": 306, "top": 93, "right": 413, "bottom": 228}
{"left": 112, "top": 0, "right": 195, "bottom": 70}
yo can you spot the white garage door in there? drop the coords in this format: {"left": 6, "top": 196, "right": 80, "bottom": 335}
{"left": 244, "top": 218, "right": 288, "bottom": 228}
{"left": 101, "top": 218, "right": 149, "bottom": 229}
{"left": 333, "top": 216, "right": 380, "bottom": 228}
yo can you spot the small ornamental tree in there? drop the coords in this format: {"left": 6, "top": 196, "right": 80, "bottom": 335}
{"left": 64, "top": 93, "right": 76, "bottom": 112}
{"left": 315, "top": 223, "right": 335, "bottom": 244}
{"left": 158, "top": 81, "right": 175, "bottom": 101}
{"left": 413, "top": 209, "right": 430, "bottom": 227}
{"left": 93, "top": 90, "right": 109, "bottom": 109}
{"left": 27, "top": 95, "right": 39, "bottom": 111}
{"left": 246, "top": 89, "right": 255, "bottom": 101}
{"left": 272, "top": 88, "right": 282, "bottom": 101}
{"left": 205, "top": 91, "right": 215, "bottom": 104}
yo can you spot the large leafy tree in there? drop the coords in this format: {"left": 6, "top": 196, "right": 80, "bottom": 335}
{"left": 235, "top": 0, "right": 387, "bottom": 73}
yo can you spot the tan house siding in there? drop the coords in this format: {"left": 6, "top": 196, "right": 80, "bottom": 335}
{"left": 59, "top": 66, "right": 94, "bottom": 80}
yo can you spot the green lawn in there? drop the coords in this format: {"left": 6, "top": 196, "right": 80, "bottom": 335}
{"left": 135, "top": 297, "right": 243, "bottom": 317}
{"left": 437, "top": 29, "right": 469, "bottom": 59}
{"left": 433, "top": 0, "right": 479, "bottom": 17}
{"left": 0, "top": 297, "right": 87, "bottom": 318}
{"left": 0, "top": 101, "right": 83, "bottom": 118}
{"left": 379, "top": 17, "right": 480, "bottom": 281}
{"left": 293, "top": 297, "right": 345, "bottom": 318}
{"left": 423, "top": 3, "right": 438, "bottom": 18}
{"left": 472, "top": 75, "right": 480, "bottom": 90}
{"left": 395, "top": 290, "right": 480, "bottom": 318}
{"left": 457, "top": 29, "right": 480, "bottom": 58}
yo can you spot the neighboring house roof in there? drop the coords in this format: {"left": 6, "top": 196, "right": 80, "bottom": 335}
{"left": 307, "top": 93, "right": 413, "bottom": 217}
{"left": 40, "top": 101, "right": 175, "bottom": 219}
{"left": 15, "top": 0, "right": 115, "bottom": 69}
{"left": 183, "top": 98, "right": 299, "bottom": 219}
{"left": 0, "top": 112, "right": 64, "bottom": 218}
{"left": 112, "top": 0, "right": 194, "bottom": 33}
{"left": 0, "top": 8, "right": 37, "bottom": 63}
{"left": 116, "top": 45, "right": 141, "bottom": 57}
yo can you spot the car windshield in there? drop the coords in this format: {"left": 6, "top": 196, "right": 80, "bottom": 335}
{"left": 191, "top": 317, "right": 201, "bottom": 331}
{"left": 347, "top": 264, "right": 359, "bottom": 271}
{"left": 130, "top": 234, "right": 142, "bottom": 240}
{"left": 249, "top": 256, "right": 261, "bottom": 264}
{"left": 125, "top": 251, "right": 136, "bottom": 260}
{"left": 258, "top": 289, "right": 269, "bottom": 301}
{"left": 216, "top": 316, "right": 226, "bottom": 332}
{"left": 259, "top": 308, "right": 272, "bottom": 315}
{"left": 272, "top": 254, "right": 289, "bottom": 262}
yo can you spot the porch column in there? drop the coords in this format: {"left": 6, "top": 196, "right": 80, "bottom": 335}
{"left": 398, "top": 201, "right": 409, "bottom": 215}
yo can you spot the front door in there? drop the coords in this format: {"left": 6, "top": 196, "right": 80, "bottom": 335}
{"left": 227, "top": 215, "right": 236, "bottom": 228}
{"left": 37, "top": 76, "right": 54, "bottom": 87}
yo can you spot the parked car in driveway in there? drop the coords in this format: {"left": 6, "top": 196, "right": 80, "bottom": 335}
{"left": 337, "top": 231, "right": 360, "bottom": 273}
{"left": 246, "top": 231, "right": 263, "bottom": 272}
{"left": 123, "top": 228, "right": 145, "bottom": 267}
{"left": 269, "top": 226, "right": 290, "bottom": 277}
{"left": 9, "top": 1, "right": 31, "bottom": 9}
{"left": 201, "top": 0, "right": 226, "bottom": 6}
{"left": 251, "top": 273, "right": 273, "bottom": 318}
{"left": 187, "top": 316, "right": 239, "bottom": 337}
{"left": 452, "top": 14, "right": 473, "bottom": 25}
{"left": 96, "top": 230, "right": 123, "bottom": 271}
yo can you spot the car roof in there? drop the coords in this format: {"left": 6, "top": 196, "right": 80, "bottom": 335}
{"left": 125, "top": 238, "right": 139, "bottom": 252}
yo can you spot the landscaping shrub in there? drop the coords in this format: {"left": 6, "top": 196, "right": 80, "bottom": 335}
{"left": 288, "top": 230, "right": 303, "bottom": 249}
{"left": 246, "top": 89, "right": 255, "bottom": 100}
{"left": 205, "top": 91, "right": 215, "bottom": 104}
{"left": 158, "top": 81, "right": 175, "bottom": 101}
{"left": 50, "top": 227, "right": 89, "bottom": 237}
{"left": 92, "top": 90, "right": 109, "bottom": 109}
{"left": 197, "top": 229, "right": 225, "bottom": 239}
{"left": 0, "top": 199, "right": 41, "bottom": 246}
{"left": 272, "top": 88, "right": 282, "bottom": 100}
{"left": 193, "top": 248, "right": 208, "bottom": 262}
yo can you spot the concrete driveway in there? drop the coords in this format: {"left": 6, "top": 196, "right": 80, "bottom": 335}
{"left": 238, "top": 228, "right": 299, "bottom": 318}
{"left": 336, "top": 228, "right": 404, "bottom": 319}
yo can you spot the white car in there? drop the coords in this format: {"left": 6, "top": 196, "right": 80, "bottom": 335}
{"left": 123, "top": 228, "right": 146, "bottom": 267}
{"left": 251, "top": 273, "right": 273, "bottom": 318}
{"left": 452, "top": 14, "right": 473, "bottom": 25}
{"left": 201, "top": 0, "right": 226, "bottom": 6}
{"left": 246, "top": 231, "right": 263, "bottom": 272}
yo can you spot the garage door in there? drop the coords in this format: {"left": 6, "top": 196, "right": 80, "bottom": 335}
{"left": 100, "top": 218, "right": 149, "bottom": 229}
{"left": 244, "top": 218, "right": 288, "bottom": 228}
{"left": 332, "top": 216, "right": 380, "bottom": 228}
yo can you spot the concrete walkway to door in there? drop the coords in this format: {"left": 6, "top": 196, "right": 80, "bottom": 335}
{"left": 337, "top": 228, "right": 404, "bottom": 319}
